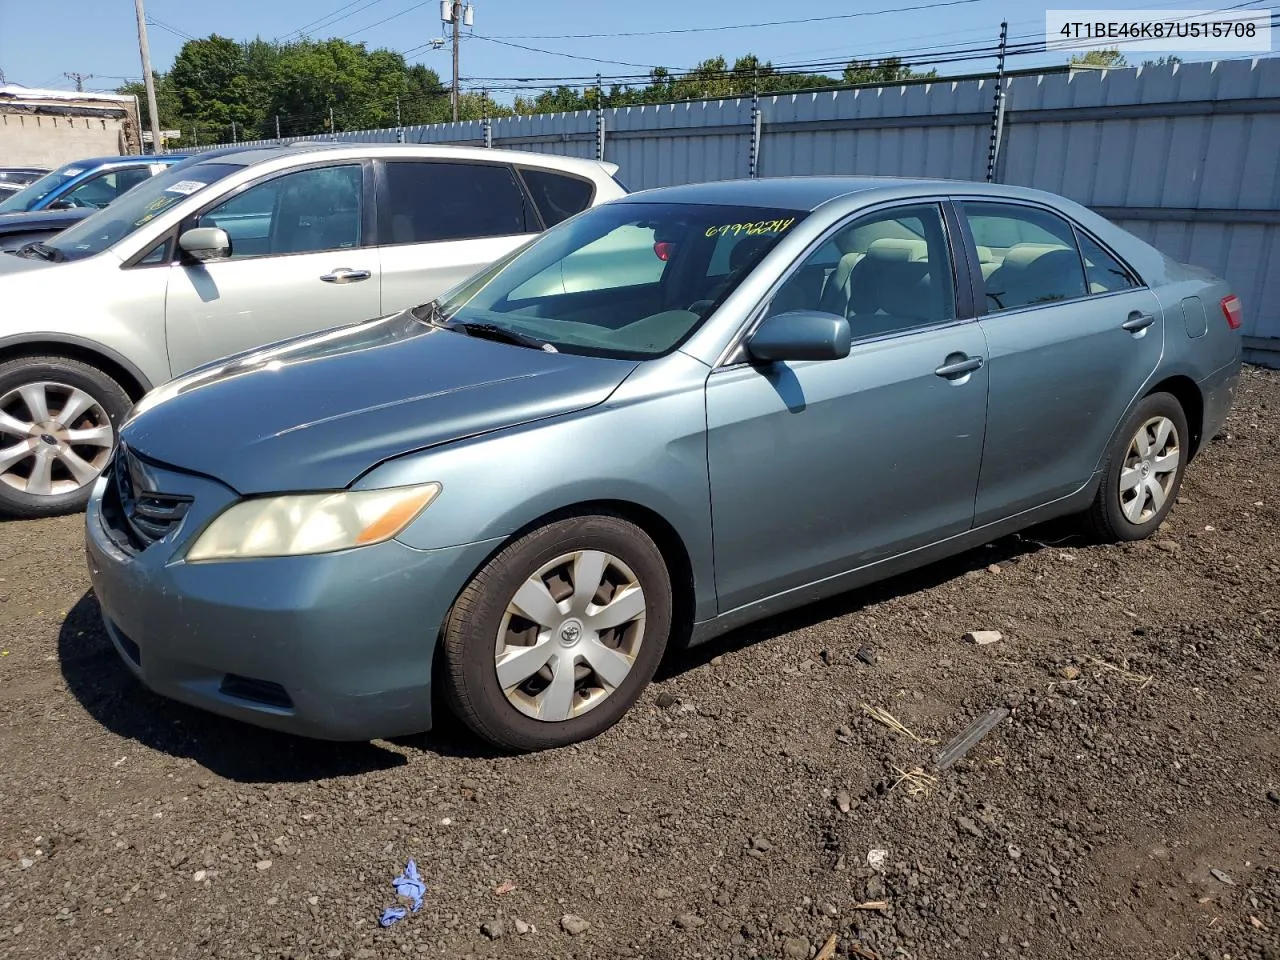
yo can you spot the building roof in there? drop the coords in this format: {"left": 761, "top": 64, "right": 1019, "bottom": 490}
{"left": 0, "top": 85, "right": 135, "bottom": 105}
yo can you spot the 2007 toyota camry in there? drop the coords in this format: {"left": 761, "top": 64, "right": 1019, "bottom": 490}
{"left": 85, "top": 177, "right": 1242, "bottom": 752}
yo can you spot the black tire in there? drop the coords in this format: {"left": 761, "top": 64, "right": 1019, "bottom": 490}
{"left": 442, "top": 513, "right": 672, "bottom": 752}
{"left": 0, "top": 356, "right": 132, "bottom": 519}
{"left": 1081, "top": 392, "right": 1189, "bottom": 543}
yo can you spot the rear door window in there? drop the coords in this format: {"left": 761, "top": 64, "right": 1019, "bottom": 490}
{"left": 960, "top": 202, "right": 1088, "bottom": 312}
{"left": 381, "top": 161, "right": 534, "bottom": 244}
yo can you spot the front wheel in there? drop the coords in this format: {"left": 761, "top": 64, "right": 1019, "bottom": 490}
{"left": 441, "top": 514, "right": 672, "bottom": 752}
{"left": 1082, "top": 392, "right": 1189, "bottom": 542}
{"left": 0, "top": 356, "right": 131, "bottom": 519}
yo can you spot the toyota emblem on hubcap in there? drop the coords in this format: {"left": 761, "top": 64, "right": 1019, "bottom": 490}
{"left": 559, "top": 621, "right": 582, "bottom": 644}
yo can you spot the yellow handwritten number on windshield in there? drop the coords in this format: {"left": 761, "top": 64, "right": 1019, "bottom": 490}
{"left": 704, "top": 218, "right": 796, "bottom": 239}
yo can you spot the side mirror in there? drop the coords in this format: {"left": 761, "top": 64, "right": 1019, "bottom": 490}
{"left": 746, "top": 310, "right": 851, "bottom": 363}
{"left": 178, "top": 226, "right": 231, "bottom": 263}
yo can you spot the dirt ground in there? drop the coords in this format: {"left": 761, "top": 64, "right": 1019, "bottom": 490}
{"left": 1, "top": 367, "right": 1277, "bottom": 960}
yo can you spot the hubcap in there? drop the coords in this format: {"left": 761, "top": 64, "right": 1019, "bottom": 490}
{"left": 1119, "top": 415, "right": 1180, "bottom": 524}
{"left": 495, "top": 549, "right": 646, "bottom": 722}
{"left": 0, "top": 382, "right": 114, "bottom": 498}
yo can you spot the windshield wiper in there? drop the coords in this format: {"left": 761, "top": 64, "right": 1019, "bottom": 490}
{"left": 411, "top": 299, "right": 449, "bottom": 327}
{"left": 448, "top": 321, "right": 557, "bottom": 352}
{"left": 15, "top": 241, "right": 64, "bottom": 262}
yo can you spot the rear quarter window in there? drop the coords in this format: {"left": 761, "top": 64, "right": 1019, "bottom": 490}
{"left": 519, "top": 168, "right": 596, "bottom": 227}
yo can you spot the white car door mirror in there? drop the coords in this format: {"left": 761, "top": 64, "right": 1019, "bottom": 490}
{"left": 179, "top": 226, "right": 232, "bottom": 263}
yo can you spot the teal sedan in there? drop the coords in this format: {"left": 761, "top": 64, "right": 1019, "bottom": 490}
{"left": 85, "top": 177, "right": 1242, "bottom": 752}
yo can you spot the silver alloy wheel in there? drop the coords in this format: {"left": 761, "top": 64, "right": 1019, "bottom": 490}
{"left": 0, "top": 382, "right": 114, "bottom": 497}
{"left": 1119, "top": 415, "right": 1180, "bottom": 524}
{"left": 495, "top": 549, "right": 647, "bottom": 722}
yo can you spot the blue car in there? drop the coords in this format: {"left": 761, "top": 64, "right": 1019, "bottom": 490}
{"left": 0, "top": 155, "right": 189, "bottom": 214}
{"left": 0, "top": 154, "right": 189, "bottom": 251}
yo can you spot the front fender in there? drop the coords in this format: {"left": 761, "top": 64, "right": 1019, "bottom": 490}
{"left": 359, "top": 353, "right": 718, "bottom": 622}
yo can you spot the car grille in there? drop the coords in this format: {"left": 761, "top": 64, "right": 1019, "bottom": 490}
{"left": 102, "top": 444, "right": 193, "bottom": 552}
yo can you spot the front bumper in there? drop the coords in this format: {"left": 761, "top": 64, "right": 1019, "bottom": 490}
{"left": 84, "top": 462, "right": 501, "bottom": 741}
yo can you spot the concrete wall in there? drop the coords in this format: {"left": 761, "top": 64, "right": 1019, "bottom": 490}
{"left": 0, "top": 112, "right": 133, "bottom": 167}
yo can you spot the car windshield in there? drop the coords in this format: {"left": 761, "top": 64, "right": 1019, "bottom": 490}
{"left": 0, "top": 161, "right": 85, "bottom": 213}
{"left": 431, "top": 201, "right": 808, "bottom": 359}
{"left": 44, "top": 161, "right": 244, "bottom": 262}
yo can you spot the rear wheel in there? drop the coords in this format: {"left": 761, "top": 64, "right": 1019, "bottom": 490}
{"left": 442, "top": 514, "right": 672, "bottom": 752}
{"left": 0, "top": 357, "right": 131, "bottom": 518}
{"left": 1082, "top": 392, "right": 1188, "bottom": 542}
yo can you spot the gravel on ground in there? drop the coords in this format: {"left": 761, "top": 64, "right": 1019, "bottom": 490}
{"left": 1, "top": 367, "right": 1277, "bottom": 960}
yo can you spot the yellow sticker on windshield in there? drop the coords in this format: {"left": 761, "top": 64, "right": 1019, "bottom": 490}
{"left": 705, "top": 217, "right": 796, "bottom": 239}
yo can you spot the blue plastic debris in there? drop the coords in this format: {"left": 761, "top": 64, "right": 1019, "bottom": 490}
{"left": 394, "top": 859, "right": 426, "bottom": 912}
{"left": 378, "top": 859, "right": 427, "bottom": 927}
{"left": 379, "top": 906, "right": 408, "bottom": 928}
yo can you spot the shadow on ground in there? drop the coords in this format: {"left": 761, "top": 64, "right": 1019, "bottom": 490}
{"left": 58, "top": 591, "right": 414, "bottom": 783}
{"left": 656, "top": 525, "right": 1074, "bottom": 679}
{"left": 59, "top": 523, "right": 1080, "bottom": 779}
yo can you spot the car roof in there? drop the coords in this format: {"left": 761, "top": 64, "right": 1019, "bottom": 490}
{"left": 614, "top": 176, "right": 1070, "bottom": 211}
{"left": 56, "top": 154, "right": 189, "bottom": 168}
{"left": 180, "top": 142, "right": 615, "bottom": 177}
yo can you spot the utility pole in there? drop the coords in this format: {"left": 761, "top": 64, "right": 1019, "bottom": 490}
{"left": 329, "top": 105, "right": 335, "bottom": 134}
{"left": 63, "top": 72, "right": 94, "bottom": 92}
{"left": 133, "top": 0, "right": 164, "bottom": 154}
{"left": 231, "top": 120, "right": 238, "bottom": 144}
{"left": 275, "top": 114, "right": 282, "bottom": 142}
{"left": 442, "top": 1, "right": 473, "bottom": 123}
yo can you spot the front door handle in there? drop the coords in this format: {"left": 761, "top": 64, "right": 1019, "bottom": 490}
{"left": 320, "top": 267, "right": 372, "bottom": 284}
{"left": 934, "top": 355, "right": 984, "bottom": 379}
{"left": 1122, "top": 312, "right": 1156, "bottom": 332}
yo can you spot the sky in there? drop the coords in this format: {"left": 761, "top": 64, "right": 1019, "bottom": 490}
{"left": 0, "top": 0, "right": 1271, "bottom": 100}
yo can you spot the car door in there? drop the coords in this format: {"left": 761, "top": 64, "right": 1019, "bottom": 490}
{"left": 955, "top": 200, "right": 1164, "bottom": 525}
{"left": 705, "top": 202, "right": 990, "bottom": 613}
{"left": 376, "top": 159, "right": 541, "bottom": 313}
{"left": 164, "top": 162, "right": 380, "bottom": 375}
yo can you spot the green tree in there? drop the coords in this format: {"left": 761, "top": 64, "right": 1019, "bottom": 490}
{"left": 168, "top": 35, "right": 265, "bottom": 145}
{"left": 1070, "top": 47, "right": 1129, "bottom": 68}
{"left": 842, "top": 57, "right": 936, "bottom": 85}
{"left": 1142, "top": 55, "right": 1183, "bottom": 67}
{"left": 117, "top": 74, "right": 183, "bottom": 147}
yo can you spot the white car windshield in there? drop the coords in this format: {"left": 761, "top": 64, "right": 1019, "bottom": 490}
{"left": 44, "top": 162, "right": 244, "bottom": 262}
{"left": 426, "top": 201, "right": 809, "bottom": 359}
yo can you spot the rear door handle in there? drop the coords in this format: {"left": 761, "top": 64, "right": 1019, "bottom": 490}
{"left": 1122, "top": 312, "right": 1156, "bottom": 332}
{"left": 934, "top": 355, "right": 984, "bottom": 379}
{"left": 320, "top": 267, "right": 371, "bottom": 284}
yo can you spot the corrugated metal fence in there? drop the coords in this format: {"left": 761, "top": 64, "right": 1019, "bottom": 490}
{"left": 197, "top": 58, "right": 1280, "bottom": 357}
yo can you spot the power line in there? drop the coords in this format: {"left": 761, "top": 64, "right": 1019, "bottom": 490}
{"left": 280, "top": 0, "right": 389, "bottom": 41}
{"left": 342, "top": 0, "right": 433, "bottom": 40}
{"left": 484, "top": 0, "right": 985, "bottom": 40}
{"left": 455, "top": 23, "right": 1280, "bottom": 96}
{"left": 146, "top": 16, "right": 195, "bottom": 42}
{"left": 468, "top": 33, "right": 684, "bottom": 71}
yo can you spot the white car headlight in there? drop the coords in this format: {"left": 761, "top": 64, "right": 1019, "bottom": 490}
{"left": 185, "top": 483, "right": 441, "bottom": 562}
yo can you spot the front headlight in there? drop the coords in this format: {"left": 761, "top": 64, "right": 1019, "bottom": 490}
{"left": 185, "top": 483, "right": 441, "bottom": 562}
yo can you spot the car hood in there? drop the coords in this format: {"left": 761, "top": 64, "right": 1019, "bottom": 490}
{"left": 0, "top": 247, "right": 65, "bottom": 276}
{"left": 121, "top": 312, "right": 640, "bottom": 495}
{"left": 0, "top": 208, "right": 87, "bottom": 235}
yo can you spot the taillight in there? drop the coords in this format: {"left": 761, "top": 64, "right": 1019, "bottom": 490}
{"left": 1220, "top": 295, "right": 1243, "bottom": 330}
